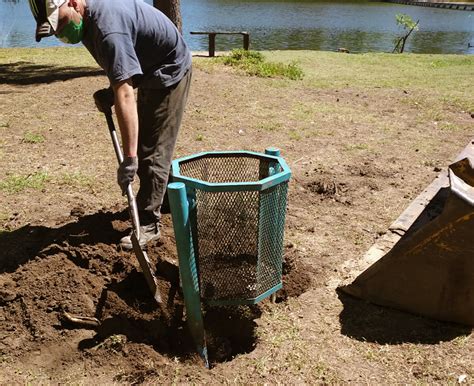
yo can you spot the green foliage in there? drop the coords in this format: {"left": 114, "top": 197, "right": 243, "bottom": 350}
{"left": 22, "top": 131, "right": 45, "bottom": 144}
{"left": 345, "top": 143, "right": 369, "bottom": 151}
{"left": 288, "top": 129, "right": 302, "bottom": 141}
{"left": 257, "top": 121, "right": 282, "bottom": 132}
{"left": 222, "top": 49, "right": 304, "bottom": 80}
{"left": 224, "top": 49, "right": 264, "bottom": 64}
{"left": 0, "top": 172, "right": 49, "bottom": 193}
{"left": 393, "top": 14, "right": 419, "bottom": 53}
{"left": 396, "top": 14, "right": 419, "bottom": 31}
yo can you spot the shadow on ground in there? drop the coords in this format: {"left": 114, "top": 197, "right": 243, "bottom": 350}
{"left": 0, "top": 209, "right": 127, "bottom": 273}
{"left": 337, "top": 291, "right": 472, "bottom": 344}
{"left": 0, "top": 61, "right": 104, "bottom": 86}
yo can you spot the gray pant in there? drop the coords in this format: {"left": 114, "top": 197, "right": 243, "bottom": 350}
{"left": 136, "top": 68, "right": 192, "bottom": 225}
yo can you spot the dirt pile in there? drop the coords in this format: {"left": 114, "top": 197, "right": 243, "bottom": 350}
{"left": 0, "top": 207, "right": 313, "bottom": 374}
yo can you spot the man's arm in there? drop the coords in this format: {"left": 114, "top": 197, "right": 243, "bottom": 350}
{"left": 112, "top": 78, "right": 139, "bottom": 194}
{"left": 113, "top": 79, "right": 138, "bottom": 157}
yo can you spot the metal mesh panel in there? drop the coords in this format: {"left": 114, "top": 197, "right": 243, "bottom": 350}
{"left": 179, "top": 154, "right": 271, "bottom": 183}
{"left": 196, "top": 189, "right": 260, "bottom": 299}
{"left": 256, "top": 182, "right": 289, "bottom": 295}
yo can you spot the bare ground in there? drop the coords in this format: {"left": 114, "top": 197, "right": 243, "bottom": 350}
{"left": 0, "top": 50, "right": 473, "bottom": 383}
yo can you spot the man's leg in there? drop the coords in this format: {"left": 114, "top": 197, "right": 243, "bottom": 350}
{"left": 120, "top": 70, "right": 191, "bottom": 249}
{"left": 136, "top": 69, "right": 192, "bottom": 226}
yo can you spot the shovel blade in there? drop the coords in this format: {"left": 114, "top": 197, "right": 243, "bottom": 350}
{"left": 131, "top": 233, "right": 162, "bottom": 304}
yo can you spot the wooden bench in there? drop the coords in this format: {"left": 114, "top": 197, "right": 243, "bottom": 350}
{"left": 190, "top": 31, "right": 250, "bottom": 57}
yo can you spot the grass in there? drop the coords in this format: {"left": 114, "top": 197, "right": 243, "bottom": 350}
{"left": 452, "top": 334, "right": 471, "bottom": 347}
{"left": 345, "top": 143, "right": 370, "bottom": 151}
{"left": 1, "top": 47, "right": 472, "bottom": 108}
{"left": 0, "top": 172, "right": 49, "bottom": 193}
{"left": 439, "top": 122, "right": 461, "bottom": 132}
{"left": 441, "top": 95, "right": 473, "bottom": 113}
{"left": 289, "top": 129, "right": 302, "bottom": 141}
{"left": 291, "top": 102, "right": 316, "bottom": 121}
{"left": 257, "top": 121, "right": 283, "bottom": 132}
{"left": 22, "top": 131, "right": 45, "bottom": 144}
{"left": 0, "top": 47, "right": 99, "bottom": 68}
{"left": 0, "top": 47, "right": 472, "bottom": 97}
{"left": 0, "top": 171, "right": 95, "bottom": 194}
{"left": 255, "top": 301, "right": 341, "bottom": 382}
{"left": 56, "top": 172, "right": 96, "bottom": 189}
{"left": 220, "top": 49, "right": 304, "bottom": 80}
{"left": 264, "top": 51, "right": 474, "bottom": 94}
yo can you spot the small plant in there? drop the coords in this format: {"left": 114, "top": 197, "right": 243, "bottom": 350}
{"left": 0, "top": 172, "right": 49, "bottom": 193}
{"left": 257, "top": 121, "right": 282, "bottom": 132}
{"left": 439, "top": 122, "right": 460, "bottom": 131}
{"left": 221, "top": 49, "right": 304, "bottom": 80}
{"left": 345, "top": 143, "right": 369, "bottom": 151}
{"left": 92, "top": 334, "right": 127, "bottom": 353}
{"left": 393, "top": 14, "right": 419, "bottom": 53}
{"left": 354, "top": 235, "right": 364, "bottom": 246}
{"left": 289, "top": 129, "right": 302, "bottom": 141}
{"left": 422, "top": 159, "right": 437, "bottom": 168}
{"left": 452, "top": 334, "right": 471, "bottom": 347}
{"left": 57, "top": 172, "right": 95, "bottom": 188}
{"left": 22, "top": 131, "right": 45, "bottom": 144}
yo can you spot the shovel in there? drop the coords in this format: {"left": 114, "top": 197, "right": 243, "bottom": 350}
{"left": 102, "top": 108, "right": 162, "bottom": 304}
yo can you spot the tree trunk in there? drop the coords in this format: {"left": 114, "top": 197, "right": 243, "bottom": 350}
{"left": 153, "top": 0, "right": 182, "bottom": 34}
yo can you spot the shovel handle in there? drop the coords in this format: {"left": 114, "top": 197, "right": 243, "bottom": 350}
{"left": 103, "top": 110, "right": 141, "bottom": 238}
{"left": 105, "top": 110, "right": 124, "bottom": 164}
{"left": 102, "top": 109, "right": 162, "bottom": 304}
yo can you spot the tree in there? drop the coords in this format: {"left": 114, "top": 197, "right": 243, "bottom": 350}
{"left": 153, "top": 0, "right": 182, "bottom": 33}
{"left": 393, "top": 14, "right": 419, "bottom": 54}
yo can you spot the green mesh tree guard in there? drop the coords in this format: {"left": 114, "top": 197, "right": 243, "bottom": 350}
{"left": 171, "top": 150, "right": 291, "bottom": 305}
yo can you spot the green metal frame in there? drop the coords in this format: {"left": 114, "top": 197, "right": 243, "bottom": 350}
{"left": 168, "top": 149, "right": 291, "bottom": 366}
{"left": 171, "top": 150, "right": 292, "bottom": 192}
{"left": 168, "top": 182, "right": 209, "bottom": 368}
{"left": 206, "top": 283, "right": 283, "bottom": 306}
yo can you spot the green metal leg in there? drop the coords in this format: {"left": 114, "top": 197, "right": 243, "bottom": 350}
{"left": 264, "top": 147, "right": 285, "bottom": 299}
{"left": 265, "top": 147, "right": 281, "bottom": 175}
{"left": 168, "top": 182, "right": 209, "bottom": 368}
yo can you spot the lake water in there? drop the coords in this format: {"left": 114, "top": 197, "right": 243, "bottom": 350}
{"left": 0, "top": 0, "right": 473, "bottom": 54}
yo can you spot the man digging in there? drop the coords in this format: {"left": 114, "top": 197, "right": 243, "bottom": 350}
{"left": 28, "top": 0, "right": 192, "bottom": 249}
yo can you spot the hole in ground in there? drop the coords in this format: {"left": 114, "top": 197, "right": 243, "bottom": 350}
{"left": 78, "top": 246, "right": 314, "bottom": 365}
{"left": 1, "top": 208, "right": 315, "bottom": 367}
{"left": 204, "top": 305, "right": 261, "bottom": 363}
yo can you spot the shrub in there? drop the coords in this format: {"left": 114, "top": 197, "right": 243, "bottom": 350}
{"left": 222, "top": 49, "right": 303, "bottom": 80}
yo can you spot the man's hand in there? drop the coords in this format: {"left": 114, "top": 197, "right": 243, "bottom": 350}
{"left": 117, "top": 156, "right": 138, "bottom": 195}
{"left": 93, "top": 87, "right": 115, "bottom": 113}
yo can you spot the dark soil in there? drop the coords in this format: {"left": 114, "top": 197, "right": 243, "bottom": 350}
{"left": 0, "top": 207, "right": 312, "bottom": 372}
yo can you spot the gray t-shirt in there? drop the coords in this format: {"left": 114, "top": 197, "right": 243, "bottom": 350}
{"left": 82, "top": 0, "right": 191, "bottom": 89}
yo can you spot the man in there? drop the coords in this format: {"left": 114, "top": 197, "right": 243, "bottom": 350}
{"left": 28, "top": 0, "right": 192, "bottom": 249}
